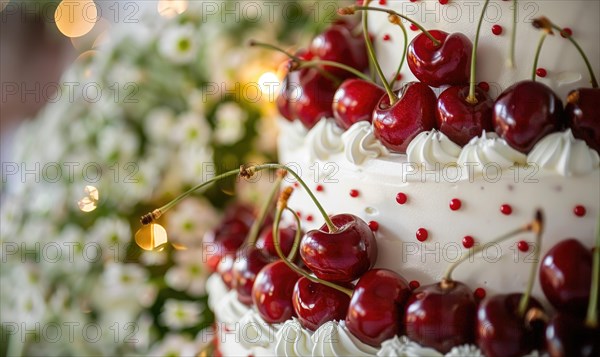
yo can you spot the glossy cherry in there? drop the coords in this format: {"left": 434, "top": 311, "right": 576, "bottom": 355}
{"left": 252, "top": 260, "right": 301, "bottom": 324}
{"left": 300, "top": 214, "right": 377, "bottom": 283}
{"left": 217, "top": 254, "right": 235, "bottom": 289}
{"left": 255, "top": 225, "right": 299, "bottom": 260}
{"left": 346, "top": 269, "right": 411, "bottom": 347}
{"left": 202, "top": 218, "right": 249, "bottom": 272}
{"left": 477, "top": 293, "right": 546, "bottom": 357}
{"left": 546, "top": 313, "right": 600, "bottom": 357}
{"left": 407, "top": 30, "right": 472, "bottom": 87}
{"left": 493, "top": 80, "right": 565, "bottom": 153}
{"left": 232, "top": 246, "right": 274, "bottom": 305}
{"left": 566, "top": 88, "right": 600, "bottom": 152}
{"left": 372, "top": 82, "right": 437, "bottom": 153}
{"left": 292, "top": 277, "right": 351, "bottom": 331}
{"left": 405, "top": 281, "right": 477, "bottom": 353}
{"left": 332, "top": 78, "right": 385, "bottom": 130}
{"left": 436, "top": 85, "right": 494, "bottom": 146}
{"left": 539, "top": 239, "right": 592, "bottom": 316}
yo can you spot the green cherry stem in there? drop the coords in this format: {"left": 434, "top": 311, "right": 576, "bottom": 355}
{"left": 531, "top": 32, "right": 548, "bottom": 81}
{"left": 517, "top": 210, "right": 544, "bottom": 317}
{"left": 285, "top": 207, "right": 302, "bottom": 262}
{"left": 466, "top": 0, "right": 490, "bottom": 104}
{"left": 508, "top": 0, "right": 518, "bottom": 68}
{"left": 245, "top": 170, "right": 286, "bottom": 247}
{"left": 273, "top": 187, "right": 353, "bottom": 297}
{"left": 389, "top": 15, "right": 408, "bottom": 88}
{"left": 248, "top": 40, "right": 372, "bottom": 83}
{"left": 585, "top": 214, "right": 600, "bottom": 328}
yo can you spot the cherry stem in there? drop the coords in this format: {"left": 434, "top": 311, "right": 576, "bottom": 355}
{"left": 359, "top": 0, "right": 397, "bottom": 104}
{"left": 285, "top": 207, "right": 302, "bottom": 262}
{"left": 273, "top": 189, "right": 353, "bottom": 297}
{"left": 245, "top": 170, "right": 286, "bottom": 247}
{"left": 585, "top": 214, "right": 600, "bottom": 328}
{"left": 517, "top": 210, "right": 544, "bottom": 318}
{"left": 248, "top": 40, "right": 372, "bottom": 83}
{"left": 508, "top": 0, "right": 517, "bottom": 68}
{"left": 388, "top": 14, "right": 408, "bottom": 88}
{"left": 442, "top": 210, "right": 542, "bottom": 287}
{"left": 531, "top": 33, "right": 548, "bottom": 82}
{"left": 141, "top": 163, "right": 338, "bottom": 233}
{"left": 466, "top": 0, "right": 490, "bottom": 104}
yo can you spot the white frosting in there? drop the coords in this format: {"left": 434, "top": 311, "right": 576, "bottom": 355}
{"left": 457, "top": 131, "right": 527, "bottom": 178}
{"left": 377, "top": 336, "right": 442, "bottom": 357}
{"left": 445, "top": 345, "right": 485, "bottom": 357}
{"left": 237, "top": 310, "right": 279, "bottom": 350}
{"left": 206, "top": 273, "right": 229, "bottom": 312}
{"left": 275, "top": 318, "right": 314, "bottom": 357}
{"left": 342, "top": 121, "right": 389, "bottom": 165}
{"left": 311, "top": 321, "right": 378, "bottom": 357}
{"left": 306, "top": 119, "right": 344, "bottom": 161}
{"left": 406, "top": 130, "right": 461, "bottom": 170}
{"left": 213, "top": 290, "right": 250, "bottom": 327}
{"left": 528, "top": 130, "right": 600, "bottom": 176}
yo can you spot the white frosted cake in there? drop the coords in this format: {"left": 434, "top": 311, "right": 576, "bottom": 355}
{"left": 208, "top": 1, "right": 600, "bottom": 356}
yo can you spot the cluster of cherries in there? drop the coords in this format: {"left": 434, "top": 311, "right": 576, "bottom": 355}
{"left": 269, "top": 2, "right": 599, "bottom": 154}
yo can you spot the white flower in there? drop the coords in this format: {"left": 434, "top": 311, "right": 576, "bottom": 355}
{"left": 166, "top": 197, "right": 219, "bottom": 248}
{"left": 171, "top": 111, "right": 211, "bottom": 146}
{"left": 88, "top": 216, "right": 131, "bottom": 261}
{"left": 186, "top": 89, "right": 206, "bottom": 115}
{"left": 165, "top": 248, "right": 208, "bottom": 296}
{"left": 214, "top": 102, "right": 248, "bottom": 144}
{"left": 177, "top": 143, "right": 214, "bottom": 185}
{"left": 144, "top": 107, "right": 176, "bottom": 143}
{"left": 97, "top": 125, "right": 140, "bottom": 162}
{"left": 149, "top": 334, "right": 199, "bottom": 357}
{"left": 140, "top": 250, "right": 168, "bottom": 266}
{"left": 160, "top": 299, "right": 203, "bottom": 330}
{"left": 158, "top": 24, "right": 199, "bottom": 64}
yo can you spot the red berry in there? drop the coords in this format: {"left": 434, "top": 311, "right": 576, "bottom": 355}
{"left": 383, "top": 34, "right": 391, "bottom": 41}
{"left": 561, "top": 27, "right": 573, "bottom": 38}
{"left": 409, "top": 280, "right": 420, "bottom": 290}
{"left": 439, "top": 0, "right": 449, "bottom": 4}
{"left": 462, "top": 236, "right": 475, "bottom": 249}
{"left": 517, "top": 240, "right": 529, "bottom": 252}
{"left": 396, "top": 192, "right": 408, "bottom": 205}
{"left": 410, "top": 0, "right": 418, "bottom": 2}
{"left": 379, "top": 0, "right": 387, "bottom": 5}
{"left": 306, "top": 214, "right": 313, "bottom": 222}
{"left": 409, "top": 23, "right": 418, "bottom": 31}
{"left": 316, "top": 184, "right": 324, "bottom": 192}
{"left": 416, "top": 228, "right": 428, "bottom": 242}
{"left": 574, "top": 205, "right": 586, "bottom": 217}
{"left": 349, "top": 189, "right": 360, "bottom": 198}
{"left": 478, "top": 81, "right": 490, "bottom": 92}
{"left": 500, "top": 204, "right": 512, "bottom": 215}
{"left": 536, "top": 68, "right": 547, "bottom": 77}
{"left": 449, "top": 198, "right": 462, "bottom": 211}
{"left": 492, "top": 25, "right": 503, "bottom": 35}
{"left": 368, "top": 221, "right": 379, "bottom": 232}
{"left": 474, "top": 287, "right": 486, "bottom": 300}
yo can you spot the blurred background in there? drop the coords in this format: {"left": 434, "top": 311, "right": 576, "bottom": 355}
{"left": 0, "top": 1, "right": 341, "bottom": 355}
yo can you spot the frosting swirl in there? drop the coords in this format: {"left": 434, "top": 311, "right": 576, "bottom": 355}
{"left": 213, "top": 290, "right": 250, "bottom": 327}
{"left": 406, "top": 130, "right": 461, "bottom": 170}
{"left": 342, "top": 121, "right": 389, "bottom": 165}
{"left": 527, "top": 129, "right": 600, "bottom": 176}
{"left": 275, "top": 318, "right": 313, "bottom": 357}
{"left": 238, "top": 310, "right": 279, "bottom": 350}
{"left": 377, "top": 336, "right": 442, "bottom": 357}
{"left": 445, "top": 345, "right": 484, "bottom": 357}
{"left": 306, "top": 119, "right": 344, "bottom": 161}
{"left": 457, "top": 131, "right": 527, "bottom": 178}
{"left": 311, "top": 321, "right": 378, "bottom": 356}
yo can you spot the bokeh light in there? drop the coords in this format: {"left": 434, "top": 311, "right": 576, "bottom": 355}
{"left": 157, "top": 0, "right": 188, "bottom": 18}
{"left": 258, "top": 71, "right": 281, "bottom": 98}
{"left": 54, "top": 0, "right": 98, "bottom": 38}
{"left": 77, "top": 185, "right": 99, "bottom": 212}
{"left": 135, "top": 224, "right": 169, "bottom": 251}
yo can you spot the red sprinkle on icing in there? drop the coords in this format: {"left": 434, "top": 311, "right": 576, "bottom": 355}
{"left": 306, "top": 214, "right": 313, "bottom": 222}
{"left": 500, "top": 204, "right": 512, "bottom": 215}
{"left": 396, "top": 73, "right": 403, "bottom": 81}
{"left": 409, "top": 280, "right": 420, "bottom": 290}
{"left": 462, "top": 236, "right": 475, "bottom": 249}
{"left": 536, "top": 68, "right": 547, "bottom": 77}
{"left": 379, "top": 0, "right": 387, "bottom": 5}
{"left": 316, "top": 184, "right": 324, "bottom": 192}
{"left": 349, "top": 189, "right": 360, "bottom": 198}
{"left": 409, "top": 23, "right": 418, "bottom": 31}
{"left": 474, "top": 288, "right": 486, "bottom": 300}
{"left": 416, "top": 228, "right": 428, "bottom": 242}
{"left": 518, "top": 240, "right": 529, "bottom": 252}
{"left": 293, "top": 182, "right": 300, "bottom": 188}
{"left": 383, "top": 34, "right": 391, "bottom": 41}
{"left": 492, "top": 25, "right": 503, "bottom": 35}
{"left": 478, "top": 82, "right": 490, "bottom": 92}
{"left": 574, "top": 205, "right": 586, "bottom": 217}
{"left": 449, "top": 198, "right": 462, "bottom": 211}
{"left": 368, "top": 221, "right": 379, "bottom": 232}
{"left": 561, "top": 28, "right": 573, "bottom": 38}
{"left": 439, "top": 0, "right": 449, "bottom": 4}
{"left": 296, "top": 211, "right": 302, "bottom": 218}
{"left": 410, "top": 0, "right": 418, "bottom": 2}
{"left": 396, "top": 192, "right": 408, "bottom": 205}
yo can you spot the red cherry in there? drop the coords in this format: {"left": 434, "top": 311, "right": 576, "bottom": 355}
{"left": 566, "top": 88, "right": 600, "bottom": 152}
{"left": 405, "top": 281, "right": 477, "bottom": 353}
{"left": 396, "top": 192, "right": 408, "bottom": 205}
{"left": 500, "top": 204, "right": 512, "bottom": 215}
{"left": 292, "top": 277, "right": 351, "bottom": 331}
{"left": 232, "top": 247, "right": 274, "bottom": 305}
{"left": 373, "top": 82, "right": 437, "bottom": 153}
{"left": 477, "top": 294, "right": 546, "bottom": 357}
{"left": 300, "top": 214, "right": 378, "bottom": 283}
{"left": 368, "top": 221, "right": 379, "bottom": 232}
{"left": 332, "top": 79, "right": 386, "bottom": 130}
{"left": 536, "top": 68, "right": 547, "bottom": 78}
{"left": 573, "top": 205, "right": 586, "bottom": 217}
{"left": 416, "top": 228, "right": 428, "bottom": 242}
{"left": 474, "top": 287, "right": 486, "bottom": 300}
{"left": 493, "top": 80, "right": 565, "bottom": 153}
{"left": 517, "top": 240, "right": 529, "bottom": 252}
{"left": 203, "top": 218, "right": 249, "bottom": 272}
{"left": 546, "top": 313, "right": 600, "bottom": 357}
{"left": 436, "top": 85, "right": 494, "bottom": 146}
{"left": 462, "top": 236, "right": 475, "bottom": 248}
{"left": 349, "top": 189, "right": 360, "bottom": 198}
{"left": 539, "top": 239, "right": 592, "bottom": 316}
{"left": 492, "top": 25, "right": 503, "bottom": 35}
{"left": 255, "top": 225, "right": 299, "bottom": 260}
{"left": 252, "top": 260, "right": 301, "bottom": 323}
{"left": 409, "top": 280, "right": 420, "bottom": 290}
{"left": 407, "top": 30, "right": 473, "bottom": 87}
{"left": 346, "top": 269, "right": 411, "bottom": 347}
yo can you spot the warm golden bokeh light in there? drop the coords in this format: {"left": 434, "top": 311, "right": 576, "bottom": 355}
{"left": 258, "top": 71, "right": 281, "bottom": 98}
{"left": 55, "top": 0, "right": 98, "bottom": 38}
{"left": 77, "top": 185, "right": 99, "bottom": 212}
{"left": 135, "top": 224, "right": 169, "bottom": 251}
{"left": 157, "top": 0, "right": 188, "bottom": 18}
